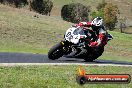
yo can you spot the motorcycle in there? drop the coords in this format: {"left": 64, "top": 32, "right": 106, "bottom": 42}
{"left": 48, "top": 25, "right": 113, "bottom": 62}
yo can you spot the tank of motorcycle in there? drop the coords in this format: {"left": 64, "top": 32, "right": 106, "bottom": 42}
{"left": 64, "top": 27, "right": 86, "bottom": 44}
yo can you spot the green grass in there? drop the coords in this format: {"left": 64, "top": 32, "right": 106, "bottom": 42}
{"left": 99, "top": 31, "right": 132, "bottom": 62}
{"left": 0, "top": 5, "right": 72, "bottom": 54}
{"left": 0, "top": 65, "right": 131, "bottom": 88}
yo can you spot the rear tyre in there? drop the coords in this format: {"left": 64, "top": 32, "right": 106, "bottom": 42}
{"left": 84, "top": 55, "right": 96, "bottom": 62}
{"left": 48, "top": 43, "right": 64, "bottom": 60}
{"left": 84, "top": 47, "right": 104, "bottom": 62}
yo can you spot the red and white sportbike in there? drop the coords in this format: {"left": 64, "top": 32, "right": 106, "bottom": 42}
{"left": 48, "top": 26, "right": 113, "bottom": 62}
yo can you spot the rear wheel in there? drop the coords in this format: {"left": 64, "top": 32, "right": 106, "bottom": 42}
{"left": 84, "top": 55, "right": 96, "bottom": 62}
{"left": 48, "top": 43, "right": 64, "bottom": 60}
{"left": 84, "top": 47, "right": 104, "bottom": 62}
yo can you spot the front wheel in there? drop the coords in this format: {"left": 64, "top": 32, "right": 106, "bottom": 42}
{"left": 48, "top": 43, "right": 65, "bottom": 60}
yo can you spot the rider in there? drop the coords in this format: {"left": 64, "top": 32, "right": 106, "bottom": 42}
{"left": 77, "top": 17, "right": 108, "bottom": 48}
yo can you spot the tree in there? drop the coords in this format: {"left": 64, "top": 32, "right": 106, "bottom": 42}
{"left": 104, "top": 3, "right": 119, "bottom": 30}
{"left": 91, "top": 9, "right": 104, "bottom": 19}
{"left": 91, "top": 0, "right": 119, "bottom": 31}
{"left": 28, "top": 0, "right": 53, "bottom": 16}
{"left": 91, "top": 0, "right": 106, "bottom": 20}
{"left": 61, "top": 3, "right": 90, "bottom": 23}
{"left": 0, "top": 0, "right": 27, "bottom": 8}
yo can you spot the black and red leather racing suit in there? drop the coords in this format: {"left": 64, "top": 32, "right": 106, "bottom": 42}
{"left": 77, "top": 22, "right": 108, "bottom": 47}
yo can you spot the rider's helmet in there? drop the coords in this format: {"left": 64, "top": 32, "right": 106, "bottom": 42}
{"left": 91, "top": 17, "right": 103, "bottom": 31}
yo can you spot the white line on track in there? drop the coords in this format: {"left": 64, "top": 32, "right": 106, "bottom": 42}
{"left": 0, "top": 63, "right": 132, "bottom": 67}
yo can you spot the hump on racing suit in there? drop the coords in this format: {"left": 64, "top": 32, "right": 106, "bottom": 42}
{"left": 77, "top": 17, "right": 108, "bottom": 47}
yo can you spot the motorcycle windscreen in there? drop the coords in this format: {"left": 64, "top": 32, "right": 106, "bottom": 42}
{"left": 70, "top": 35, "right": 80, "bottom": 44}
{"left": 65, "top": 27, "right": 81, "bottom": 44}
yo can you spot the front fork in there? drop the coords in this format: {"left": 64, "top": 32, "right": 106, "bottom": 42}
{"left": 60, "top": 41, "right": 72, "bottom": 55}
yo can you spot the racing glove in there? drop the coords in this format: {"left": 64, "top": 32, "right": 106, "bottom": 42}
{"left": 78, "top": 22, "right": 92, "bottom": 27}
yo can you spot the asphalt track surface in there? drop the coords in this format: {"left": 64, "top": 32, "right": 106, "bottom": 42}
{"left": 0, "top": 52, "right": 132, "bottom": 66}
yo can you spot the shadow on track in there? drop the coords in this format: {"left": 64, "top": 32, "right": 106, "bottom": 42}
{"left": 58, "top": 58, "right": 132, "bottom": 65}
{"left": 0, "top": 52, "right": 131, "bottom": 65}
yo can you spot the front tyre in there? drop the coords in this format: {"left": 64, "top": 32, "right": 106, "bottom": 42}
{"left": 48, "top": 43, "right": 64, "bottom": 60}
